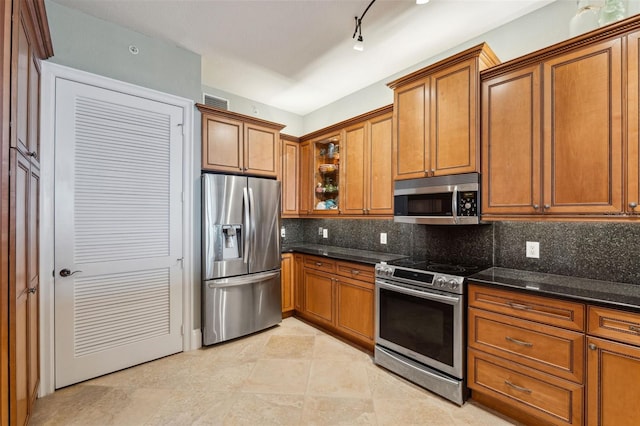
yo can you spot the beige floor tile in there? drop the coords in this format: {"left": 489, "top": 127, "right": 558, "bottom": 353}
{"left": 365, "top": 361, "right": 433, "bottom": 400}
{"left": 301, "top": 396, "right": 376, "bottom": 425}
{"left": 242, "top": 358, "right": 311, "bottom": 394}
{"left": 307, "top": 358, "right": 371, "bottom": 398}
{"left": 263, "top": 334, "right": 315, "bottom": 359}
{"left": 374, "top": 397, "right": 456, "bottom": 425}
{"left": 221, "top": 393, "right": 304, "bottom": 425}
{"left": 312, "top": 333, "right": 371, "bottom": 362}
{"left": 31, "top": 317, "right": 522, "bottom": 425}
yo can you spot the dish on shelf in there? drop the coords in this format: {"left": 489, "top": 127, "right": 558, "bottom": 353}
{"left": 319, "top": 164, "right": 338, "bottom": 173}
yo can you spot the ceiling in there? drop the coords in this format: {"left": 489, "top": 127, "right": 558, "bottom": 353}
{"left": 51, "top": 0, "right": 555, "bottom": 115}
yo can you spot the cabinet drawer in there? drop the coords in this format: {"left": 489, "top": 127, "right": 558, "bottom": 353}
{"left": 335, "top": 261, "right": 374, "bottom": 282}
{"left": 469, "top": 284, "right": 585, "bottom": 331}
{"left": 588, "top": 305, "right": 640, "bottom": 346}
{"left": 469, "top": 308, "right": 584, "bottom": 383}
{"left": 468, "top": 349, "right": 583, "bottom": 426}
{"left": 303, "top": 255, "right": 336, "bottom": 273}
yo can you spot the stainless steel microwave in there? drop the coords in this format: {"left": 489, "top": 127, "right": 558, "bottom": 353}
{"left": 393, "top": 173, "right": 480, "bottom": 225}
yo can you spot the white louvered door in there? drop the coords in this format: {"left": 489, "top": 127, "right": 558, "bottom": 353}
{"left": 54, "top": 79, "right": 184, "bottom": 388}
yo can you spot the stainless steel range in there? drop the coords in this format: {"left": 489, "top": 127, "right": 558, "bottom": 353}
{"left": 374, "top": 260, "right": 480, "bottom": 405}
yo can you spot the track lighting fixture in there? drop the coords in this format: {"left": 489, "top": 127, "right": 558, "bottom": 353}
{"left": 352, "top": 0, "right": 376, "bottom": 51}
{"left": 352, "top": 0, "right": 428, "bottom": 51}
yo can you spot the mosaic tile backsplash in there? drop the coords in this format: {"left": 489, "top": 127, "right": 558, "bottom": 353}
{"left": 281, "top": 218, "right": 640, "bottom": 285}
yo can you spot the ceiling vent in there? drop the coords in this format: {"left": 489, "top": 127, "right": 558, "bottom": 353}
{"left": 203, "top": 93, "right": 229, "bottom": 110}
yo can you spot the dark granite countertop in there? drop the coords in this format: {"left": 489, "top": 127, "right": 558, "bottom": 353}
{"left": 282, "top": 243, "right": 407, "bottom": 265}
{"left": 469, "top": 267, "right": 640, "bottom": 310}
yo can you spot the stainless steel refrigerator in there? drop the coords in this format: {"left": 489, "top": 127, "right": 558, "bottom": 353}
{"left": 202, "top": 173, "right": 282, "bottom": 345}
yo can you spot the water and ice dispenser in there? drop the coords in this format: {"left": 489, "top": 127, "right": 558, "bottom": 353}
{"left": 215, "top": 224, "right": 242, "bottom": 260}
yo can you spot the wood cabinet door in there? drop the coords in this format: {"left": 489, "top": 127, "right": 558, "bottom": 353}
{"left": 280, "top": 254, "right": 294, "bottom": 314}
{"left": 342, "top": 122, "right": 367, "bottom": 215}
{"left": 368, "top": 112, "right": 394, "bottom": 215}
{"left": 482, "top": 65, "right": 542, "bottom": 215}
{"left": 298, "top": 141, "right": 313, "bottom": 215}
{"left": 27, "top": 164, "right": 39, "bottom": 406}
{"left": 10, "top": 151, "right": 30, "bottom": 426}
{"left": 244, "top": 122, "right": 278, "bottom": 177}
{"left": 335, "top": 276, "right": 374, "bottom": 344}
{"left": 12, "top": 16, "right": 29, "bottom": 155}
{"left": 202, "top": 114, "right": 244, "bottom": 173}
{"left": 393, "top": 78, "right": 429, "bottom": 180}
{"left": 626, "top": 30, "right": 640, "bottom": 215}
{"left": 28, "top": 55, "right": 40, "bottom": 167}
{"left": 587, "top": 336, "right": 640, "bottom": 426}
{"left": 281, "top": 140, "right": 298, "bottom": 217}
{"left": 430, "top": 58, "right": 478, "bottom": 175}
{"left": 294, "top": 254, "right": 304, "bottom": 311}
{"left": 543, "top": 39, "right": 623, "bottom": 214}
{"left": 303, "top": 269, "right": 334, "bottom": 326}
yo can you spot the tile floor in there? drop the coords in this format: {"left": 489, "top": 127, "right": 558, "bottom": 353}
{"left": 31, "top": 317, "right": 520, "bottom": 425}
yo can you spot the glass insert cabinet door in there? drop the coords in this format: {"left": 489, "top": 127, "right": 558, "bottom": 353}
{"left": 313, "top": 135, "right": 340, "bottom": 213}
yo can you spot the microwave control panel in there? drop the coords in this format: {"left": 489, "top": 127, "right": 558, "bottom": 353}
{"left": 457, "top": 191, "right": 478, "bottom": 216}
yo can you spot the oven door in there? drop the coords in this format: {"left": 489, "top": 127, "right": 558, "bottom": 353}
{"left": 375, "top": 279, "right": 464, "bottom": 379}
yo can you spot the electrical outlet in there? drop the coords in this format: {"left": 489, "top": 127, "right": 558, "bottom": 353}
{"left": 322, "top": 228, "right": 328, "bottom": 239}
{"left": 280, "top": 226, "right": 285, "bottom": 238}
{"left": 380, "top": 233, "right": 387, "bottom": 244}
{"left": 318, "top": 227, "right": 323, "bottom": 236}
{"left": 526, "top": 241, "right": 540, "bottom": 259}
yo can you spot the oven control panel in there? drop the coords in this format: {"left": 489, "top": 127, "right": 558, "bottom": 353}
{"left": 375, "top": 263, "right": 465, "bottom": 295}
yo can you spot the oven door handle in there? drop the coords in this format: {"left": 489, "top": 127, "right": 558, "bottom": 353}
{"left": 376, "top": 280, "right": 461, "bottom": 304}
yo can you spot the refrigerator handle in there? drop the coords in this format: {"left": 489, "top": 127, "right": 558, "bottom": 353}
{"left": 206, "top": 270, "right": 280, "bottom": 288}
{"left": 243, "top": 187, "right": 250, "bottom": 264}
{"left": 249, "top": 187, "right": 257, "bottom": 264}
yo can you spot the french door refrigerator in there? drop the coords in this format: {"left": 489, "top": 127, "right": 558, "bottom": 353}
{"left": 202, "top": 173, "right": 282, "bottom": 345}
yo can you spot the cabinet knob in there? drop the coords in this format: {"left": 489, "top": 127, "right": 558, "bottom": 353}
{"left": 28, "top": 287, "right": 37, "bottom": 294}
{"left": 588, "top": 343, "right": 598, "bottom": 351}
{"left": 630, "top": 202, "right": 638, "bottom": 209}
{"left": 532, "top": 204, "right": 539, "bottom": 210}
{"left": 543, "top": 204, "right": 551, "bottom": 210}
{"left": 315, "top": 262, "right": 323, "bottom": 266}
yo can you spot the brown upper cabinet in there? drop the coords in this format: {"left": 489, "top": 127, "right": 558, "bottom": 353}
{"left": 627, "top": 29, "right": 640, "bottom": 215}
{"left": 299, "top": 106, "right": 394, "bottom": 217}
{"left": 387, "top": 43, "right": 500, "bottom": 180}
{"left": 298, "top": 141, "right": 313, "bottom": 215}
{"left": 197, "top": 104, "right": 284, "bottom": 177}
{"left": 481, "top": 19, "right": 640, "bottom": 219}
{"left": 342, "top": 109, "right": 394, "bottom": 215}
{"left": 280, "top": 135, "right": 299, "bottom": 217}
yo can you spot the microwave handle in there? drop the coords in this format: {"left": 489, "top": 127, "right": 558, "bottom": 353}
{"left": 451, "top": 185, "right": 459, "bottom": 224}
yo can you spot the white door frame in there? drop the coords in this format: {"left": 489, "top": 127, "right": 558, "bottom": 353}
{"left": 39, "top": 62, "right": 198, "bottom": 396}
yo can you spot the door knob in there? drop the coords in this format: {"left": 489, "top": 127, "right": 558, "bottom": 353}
{"left": 59, "top": 268, "right": 82, "bottom": 277}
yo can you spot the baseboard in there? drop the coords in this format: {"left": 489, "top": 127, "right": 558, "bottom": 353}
{"left": 190, "top": 328, "right": 202, "bottom": 351}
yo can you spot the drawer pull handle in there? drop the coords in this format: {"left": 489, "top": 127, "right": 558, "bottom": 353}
{"left": 315, "top": 262, "right": 323, "bottom": 266}
{"left": 507, "top": 302, "right": 532, "bottom": 311}
{"left": 351, "top": 270, "right": 360, "bottom": 275}
{"left": 504, "top": 380, "right": 532, "bottom": 394}
{"left": 505, "top": 336, "right": 533, "bottom": 347}
{"left": 629, "top": 325, "right": 640, "bottom": 333}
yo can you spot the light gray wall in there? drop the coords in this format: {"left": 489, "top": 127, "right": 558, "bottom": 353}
{"left": 45, "top": 0, "right": 202, "bottom": 102}
{"left": 201, "top": 85, "right": 304, "bottom": 137}
{"left": 302, "top": 0, "right": 577, "bottom": 134}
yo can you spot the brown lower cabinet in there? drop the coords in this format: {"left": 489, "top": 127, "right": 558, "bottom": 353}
{"left": 280, "top": 253, "right": 294, "bottom": 317}
{"left": 469, "top": 283, "right": 640, "bottom": 426}
{"left": 586, "top": 306, "right": 640, "bottom": 426}
{"left": 292, "top": 254, "right": 375, "bottom": 350}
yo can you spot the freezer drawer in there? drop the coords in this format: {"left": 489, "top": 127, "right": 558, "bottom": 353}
{"left": 202, "top": 269, "right": 282, "bottom": 345}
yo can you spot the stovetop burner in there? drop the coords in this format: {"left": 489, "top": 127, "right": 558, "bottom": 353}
{"left": 388, "top": 258, "right": 482, "bottom": 277}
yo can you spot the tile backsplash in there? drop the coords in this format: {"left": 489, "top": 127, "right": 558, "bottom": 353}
{"left": 281, "top": 218, "right": 640, "bottom": 285}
